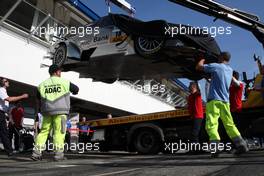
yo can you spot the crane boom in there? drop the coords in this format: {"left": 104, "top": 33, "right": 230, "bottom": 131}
{"left": 169, "top": 0, "right": 264, "bottom": 48}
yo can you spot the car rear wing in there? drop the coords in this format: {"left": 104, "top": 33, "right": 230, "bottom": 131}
{"left": 168, "top": 0, "right": 264, "bottom": 48}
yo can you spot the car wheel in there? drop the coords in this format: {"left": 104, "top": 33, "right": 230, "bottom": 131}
{"left": 53, "top": 44, "right": 67, "bottom": 66}
{"left": 101, "top": 79, "right": 117, "bottom": 84}
{"left": 133, "top": 128, "right": 162, "bottom": 154}
{"left": 134, "top": 36, "right": 163, "bottom": 58}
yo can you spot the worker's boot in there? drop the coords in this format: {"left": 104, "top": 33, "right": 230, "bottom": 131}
{"left": 209, "top": 140, "right": 221, "bottom": 158}
{"left": 232, "top": 136, "right": 249, "bottom": 155}
{"left": 54, "top": 152, "right": 67, "bottom": 161}
{"left": 187, "top": 142, "right": 203, "bottom": 154}
{"left": 31, "top": 150, "right": 42, "bottom": 161}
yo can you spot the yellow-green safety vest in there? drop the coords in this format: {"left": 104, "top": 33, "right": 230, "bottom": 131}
{"left": 38, "top": 76, "right": 70, "bottom": 115}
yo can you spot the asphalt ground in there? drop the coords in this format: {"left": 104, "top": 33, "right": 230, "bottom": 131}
{"left": 0, "top": 150, "right": 264, "bottom": 176}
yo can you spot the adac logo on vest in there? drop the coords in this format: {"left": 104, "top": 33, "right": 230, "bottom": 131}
{"left": 44, "top": 85, "right": 62, "bottom": 94}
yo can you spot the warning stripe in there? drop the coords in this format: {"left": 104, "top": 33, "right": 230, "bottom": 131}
{"left": 85, "top": 109, "right": 190, "bottom": 127}
{"left": 67, "top": 128, "right": 95, "bottom": 133}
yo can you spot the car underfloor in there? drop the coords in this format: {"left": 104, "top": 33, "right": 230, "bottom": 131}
{"left": 62, "top": 48, "right": 210, "bottom": 82}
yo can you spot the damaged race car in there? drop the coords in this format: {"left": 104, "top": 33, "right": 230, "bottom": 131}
{"left": 51, "top": 14, "right": 220, "bottom": 83}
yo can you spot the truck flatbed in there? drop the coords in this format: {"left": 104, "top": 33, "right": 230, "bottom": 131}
{"left": 86, "top": 109, "right": 190, "bottom": 127}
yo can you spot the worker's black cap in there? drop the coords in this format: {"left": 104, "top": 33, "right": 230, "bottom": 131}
{"left": 49, "top": 64, "right": 61, "bottom": 75}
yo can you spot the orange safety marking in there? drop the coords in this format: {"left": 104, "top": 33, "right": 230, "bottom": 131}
{"left": 86, "top": 109, "right": 190, "bottom": 127}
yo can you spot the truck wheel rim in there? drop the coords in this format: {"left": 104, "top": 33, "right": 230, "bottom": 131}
{"left": 140, "top": 132, "right": 154, "bottom": 148}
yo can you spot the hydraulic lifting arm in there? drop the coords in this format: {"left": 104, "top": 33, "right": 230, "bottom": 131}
{"left": 168, "top": 0, "right": 264, "bottom": 48}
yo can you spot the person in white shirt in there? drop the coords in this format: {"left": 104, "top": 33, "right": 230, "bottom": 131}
{"left": 34, "top": 112, "right": 43, "bottom": 136}
{"left": 0, "top": 77, "right": 28, "bottom": 156}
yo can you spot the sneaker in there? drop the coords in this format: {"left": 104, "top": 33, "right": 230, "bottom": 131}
{"left": 209, "top": 140, "right": 221, "bottom": 158}
{"left": 31, "top": 151, "right": 42, "bottom": 161}
{"left": 187, "top": 149, "right": 204, "bottom": 155}
{"left": 54, "top": 156, "right": 67, "bottom": 162}
{"left": 210, "top": 151, "right": 220, "bottom": 158}
{"left": 31, "top": 155, "right": 42, "bottom": 161}
{"left": 234, "top": 144, "right": 249, "bottom": 155}
{"left": 13, "top": 150, "right": 19, "bottom": 154}
{"left": 7, "top": 152, "right": 14, "bottom": 157}
{"left": 54, "top": 152, "right": 67, "bottom": 162}
{"left": 232, "top": 136, "right": 249, "bottom": 155}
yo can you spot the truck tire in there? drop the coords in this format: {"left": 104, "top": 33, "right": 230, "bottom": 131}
{"left": 162, "top": 139, "right": 180, "bottom": 154}
{"left": 133, "top": 128, "right": 162, "bottom": 154}
{"left": 99, "top": 141, "right": 109, "bottom": 152}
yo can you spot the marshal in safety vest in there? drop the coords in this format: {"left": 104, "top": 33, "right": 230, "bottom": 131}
{"left": 38, "top": 76, "right": 70, "bottom": 115}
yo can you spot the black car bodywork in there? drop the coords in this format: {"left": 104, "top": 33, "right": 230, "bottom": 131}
{"left": 52, "top": 14, "right": 221, "bottom": 83}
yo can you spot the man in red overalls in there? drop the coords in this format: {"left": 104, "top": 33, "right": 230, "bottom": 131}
{"left": 187, "top": 82, "right": 204, "bottom": 144}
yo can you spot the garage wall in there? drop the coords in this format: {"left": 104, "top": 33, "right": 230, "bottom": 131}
{"left": 0, "top": 27, "right": 175, "bottom": 114}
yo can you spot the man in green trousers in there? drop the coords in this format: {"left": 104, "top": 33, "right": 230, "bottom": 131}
{"left": 31, "top": 65, "right": 79, "bottom": 161}
{"left": 196, "top": 52, "right": 248, "bottom": 157}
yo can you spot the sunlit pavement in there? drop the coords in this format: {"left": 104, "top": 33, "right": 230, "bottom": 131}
{"left": 0, "top": 150, "right": 264, "bottom": 176}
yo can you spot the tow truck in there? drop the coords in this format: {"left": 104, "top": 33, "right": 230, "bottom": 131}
{"left": 84, "top": 1, "right": 264, "bottom": 154}
{"left": 85, "top": 58, "right": 264, "bottom": 154}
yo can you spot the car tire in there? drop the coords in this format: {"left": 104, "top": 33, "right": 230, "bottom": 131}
{"left": 100, "top": 79, "right": 117, "bottom": 84}
{"left": 53, "top": 44, "right": 67, "bottom": 66}
{"left": 134, "top": 36, "right": 164, "bottom": 58}
{"left": 133, "top": 128, "right": 162, "bottom": 154}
